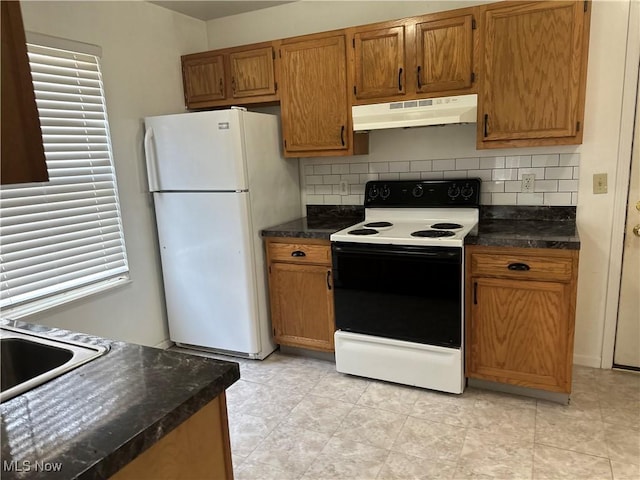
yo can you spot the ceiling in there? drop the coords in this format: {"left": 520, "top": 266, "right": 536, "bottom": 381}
{"left": 148, "top": 1, "right": 295, "bottom": 21}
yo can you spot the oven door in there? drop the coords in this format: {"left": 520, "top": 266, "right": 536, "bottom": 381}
{"left": 332, "top": 242, "right": 462, "bottom": 348}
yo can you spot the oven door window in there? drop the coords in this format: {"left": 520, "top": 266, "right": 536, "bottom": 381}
{"left": 332, "top": 243, "right": 462, "bottom": 348}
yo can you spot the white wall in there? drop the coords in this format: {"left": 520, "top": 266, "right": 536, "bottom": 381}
{"left": 206, "top": 0, "right": 636, "bottom": 367}
{"left": 20, "top": 1, "right": 208, "bottom": 346}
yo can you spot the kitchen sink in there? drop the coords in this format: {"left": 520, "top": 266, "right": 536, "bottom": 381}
{"left": 0, "top": 326, "right": 109, "bottom": 403}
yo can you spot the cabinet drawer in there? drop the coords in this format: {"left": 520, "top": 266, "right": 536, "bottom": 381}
{"left": 469, "top": 253, "right": 573, "bottom": 282}
{"left": 267, "top": 242, "right": 331, "bottom": 265}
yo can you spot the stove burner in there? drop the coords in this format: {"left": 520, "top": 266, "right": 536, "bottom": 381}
{"left": 430, "top": 223, "right": 463, "bottom": 230}
{"left": 364, "top": 221, "right": 393, "bottom": 228}
{"left": 348, "top": 228, "right": 379, "bottom": 236}
{"left": 411, "top": 230, "right": 456, "bottom": 238}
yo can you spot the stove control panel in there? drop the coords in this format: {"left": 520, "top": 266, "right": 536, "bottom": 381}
{"left": 364, "top": 179, "right": 481, "bottom": 207}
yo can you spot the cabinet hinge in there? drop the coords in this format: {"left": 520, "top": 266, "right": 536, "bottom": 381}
{"left": 274, "top": 81, "right": 278, "bottom": 92}
{"left": 353, "top": 85, "right": 357, "bottom": 95}
{"left": 279, "top": 49, "right": 282, "bottom": 58}
{"left": 272, "top": 50, "right": 275, "bottom": 60}
{"left": 268, "top": 265, "right": 271, "bottom": 274}
{"left": 284, "top": 139, "right": 287, "bottom": 149}
{"left": 273, "top": 327, "right": 276, "bottom": 337}
{"left": 472, "top": 18, "right": 477, "bottom": 29}
{"left": 584, "top": 0, "right": 588, "bottom": 12}
{"left": 352, "top": 38, "right": 355, "bottom": 48}
{"left": 473, "top": 282, "right": 478, "bottom": 305}
{"left": 576, "top": 121, "right": 581, "bottom": 132}
{"left": 471, "top": 72, "right": 476, "bottom": 83}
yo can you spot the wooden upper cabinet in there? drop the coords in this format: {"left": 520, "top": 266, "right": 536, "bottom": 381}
{"left": 279, "top": 33, "right": 352, "bottom": 156}
{"left": 478, "top": 1, "right": 591, "bottom": 148}
{"left": 1, "top": 1, "right": 48, "bottom": 185}
{"left": 415, "top": 15, "right": 473, "bottom": 93}
{"left": 230, "top": 46, "right": 276, "bottom": 98}
{"left": 353, "top": 26, "right": 405, "bottom": 100}
{"left": 182, "top": 52, "right": 226, "bottom": 106}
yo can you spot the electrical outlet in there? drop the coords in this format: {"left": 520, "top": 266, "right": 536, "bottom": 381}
{"left": 593, "top": 173, "right": 608, "bottom": 194}
{"left": 339, "top": 180, "right": 349, "bottom": 196}
{"left": 522, "top": 174, "right": 535, "bottom": 193}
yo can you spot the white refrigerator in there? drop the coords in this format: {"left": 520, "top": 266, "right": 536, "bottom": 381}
{"left": 143, "top": 108, "right": 300, "bottom": 359}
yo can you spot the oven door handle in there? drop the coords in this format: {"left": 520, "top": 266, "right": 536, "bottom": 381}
{"left": 332, "top": 244, "right": 460, "bottom": 260}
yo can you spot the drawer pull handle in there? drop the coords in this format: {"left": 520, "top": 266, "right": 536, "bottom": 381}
{"left": 291, "top": 250, "right": 306, "bottom": 257}
{"left": 508, "top": 262, "right": 530, "bottom": 271}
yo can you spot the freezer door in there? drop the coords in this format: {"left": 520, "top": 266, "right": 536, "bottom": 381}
{"left": 153, "top": 191, "right": 261, "bottom": 353}
{"left": 144, "top": 109, "right": 248, "bottom": 191}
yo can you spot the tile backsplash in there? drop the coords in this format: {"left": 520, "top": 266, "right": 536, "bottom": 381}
{"left": 302, "top": 153, "right": 580, "bottom": 206}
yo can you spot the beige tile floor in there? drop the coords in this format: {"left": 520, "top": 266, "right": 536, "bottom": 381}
{"left": 178, "top": 348, "right": 640, "bottom": 479}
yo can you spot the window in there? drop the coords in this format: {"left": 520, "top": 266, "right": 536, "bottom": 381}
{"left": 0, "top": 36, "right": 129, "bottom": 317}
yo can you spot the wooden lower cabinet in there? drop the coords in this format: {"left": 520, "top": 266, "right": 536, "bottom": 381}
{"left": 466, "top": 246, "right": 579, "bottom": 393}
{"left": 111, "top": 393, "right": 233, "bottom": 480}
{"left": 266, "top": 238, "right": 335, "bottom": 352}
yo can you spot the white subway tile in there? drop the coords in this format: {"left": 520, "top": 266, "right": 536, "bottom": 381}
{"left": 492, "top": 193, "right": 517, "bottom": 205}
{"left": 411, "top": 160, "right": 432, "bottom": 172}
{"left": 360, "top": 173, "right": 379, "bottom": 183}
{"left": 369, "top": 162, "right": 390, "bottom": 173}
{"left": 304, "top": 165, "right": 315, "bottom": 175}
{"left": 342, "top": 195, "right": 360, "bottom": 205}
{"left": 399, "top": 173, "right": 418, "bottom": 180}
{"left": 324, "top": 195, "right": 341, "bottom": 204}
{"left": 532, "top": 154, "right": 560, "bottom": 167}
{"left": 544, "top": 192, "right": 572, "bottom": 205}
{"left": 480, "top": 156, "right": 505, "bottom": 169}
{"left": 504, "top": 181, "right": 522, "bottom": 193}
{"left": 456, "top": 157, "right": 480, "bottom": 170}
{"left": 421, "top": 172, "right": 444, "bottom": 180}
{"left": 350, "top": 184, "right": 365, "bottom": 195}
{"left": 517, "top": 193, "right": 544, "bottom": 205}
{"left": 558, "top": 179, "right": 579, "bottom": 192}
{"left": 306, "top": 194, "right": 324, "bottom": 204}
{"left": 307, "top": 175, "right": 323, "bottom": 185}
{"left": 483, "top": 181, "right": 505, "bottom": 193}
{"left": 322, "top": 174, "right": 340, "bottom": 184}
{"left": 534, "top": 180, "right": 558, "bottom": 192}
{"left": 315, "top": 185, "right": 333, "bottom": 194}
{"left": 467, "top": 169, "right": 493, "bottom": 181}
{"left": 305, "top": 185, "right": 315, "bottom": 194}
{"left": 573, "top": 167, "right": 580, "bottom": 179}
{"left": 517, "top": 168, "right": 545, "bottom": 179}
{"left": 341, "top": 174, "right": 360, "bottom": 184}
{"left": 506, "top": 155, "right": 532, "bottom": 168}
{"left": 559, "top": 153, "right": 580, "bottom": 166}
{"left": 389, "top": 161, "right": 410, "bottom": 173}
{"left": 433, "top": 159, "right": 456, "bottom": 171}
{"left": 350, "top": 163, "right": 369, "bottom": 174}
{"left": 379, "top": 173, "right": 400, "bottom": 180}
{"left": 332, "top": 185, "right": 342, "bottom": 195}
{"left": 545, "top": 167, "right": 573, "bottom": 180}
{"left": 314, "top": 164, "right": 332, "bottom": 175}
{"left": 492, "top": 169, "right": 518, "bottom": 181}
{"left": 480, "top": 192, "right": 492, "bottom": 205}
{"left": 331, "top": 164, "right": 350, "bottom": 174}
{"left": 572, "top": 192, "right": 579, "bottom": 205}
{"left": 444, "top": 170, "right": 465, "bottom": 179}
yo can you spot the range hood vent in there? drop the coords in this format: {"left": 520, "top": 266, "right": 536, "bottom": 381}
{"left": 352, "top": 94, "right": 477, "bottom": 131}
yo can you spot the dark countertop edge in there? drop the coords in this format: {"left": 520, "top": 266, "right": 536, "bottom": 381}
{"left": 464, "top": 236, "right": 581, "bottom": 250}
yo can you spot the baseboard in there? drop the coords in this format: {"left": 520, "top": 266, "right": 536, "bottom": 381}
{"left": 154, "top": 339, "right": 174, "bottom": 350}
{"left": 573, "top": 354, "right": 601, "bottom": 368}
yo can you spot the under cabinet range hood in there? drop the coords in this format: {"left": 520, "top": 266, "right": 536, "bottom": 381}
{"left": 352, "top": 94, "right": 477, "bottom": 131}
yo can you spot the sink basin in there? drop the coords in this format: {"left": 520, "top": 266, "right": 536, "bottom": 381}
{"left": 0, "top": 326, "right": 108, "bottom": 403}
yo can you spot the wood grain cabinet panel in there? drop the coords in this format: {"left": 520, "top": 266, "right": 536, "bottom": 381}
{"left": 230, "top": 46, "right": 276, "bottom": 98}
{"left": 182, "top": 53, "right": 226, "bottom": 106}
{"left": 266, "top": 238, "right": 335, "bottom": 352}
{"left": 415, "top": 15, "right": 473, "bottom": 93}
{"left": 353, "top": 26, "right": 405, "bottom": 100}
{"left": 466, "top": 246, "right": 579, "bottom": 394}
{"left": 478, "top": 1, "right": 591, "bottom": 148}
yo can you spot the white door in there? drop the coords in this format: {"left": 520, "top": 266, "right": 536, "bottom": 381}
{"left": 614, "top": 90, "right": 640, "bottom": 369}
{"left": 153, "top": 191, "right": 261, "bottom": 354}
{"left": 144, "top": 109, "right": 247, "bottom": 191}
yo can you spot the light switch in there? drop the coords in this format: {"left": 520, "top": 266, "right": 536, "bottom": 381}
{"left": 593, "top": 173, "right": 608, "bottom": 194}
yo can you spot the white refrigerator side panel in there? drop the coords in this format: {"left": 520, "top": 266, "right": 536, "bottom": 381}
{"left": 144, "top": 110, "right": 247, "bottom": 191}
{"left": 153, "top": 192, "right": 260, "bottom": 353}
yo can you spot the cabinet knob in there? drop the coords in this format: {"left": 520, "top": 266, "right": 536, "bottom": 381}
{"left": 291, "top": 250, "right": 306, "bottom": 257}
{"left": 633, "top": 225, "right": 640, "bottom": 237}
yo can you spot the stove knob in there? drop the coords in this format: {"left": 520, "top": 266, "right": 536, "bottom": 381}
{"left": 448, "top": 185, "right": 460, "bottom": 199}
{"left": 461, "top": 184, "right": 474, "bottom": 199}
{"left": 380, "top": 185, "right": 391, "bottom": 199}
{"left": 412, "top": 185, "right": 424, "bottom": 198}
{"left": 368, "top": 185, "right": 379, "bottom": 199}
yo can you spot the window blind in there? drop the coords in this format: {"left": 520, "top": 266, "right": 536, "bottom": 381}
{"left": 0, "top": 43, "right": 128, "bottom": 310}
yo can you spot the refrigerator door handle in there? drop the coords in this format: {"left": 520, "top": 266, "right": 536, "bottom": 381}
{"left": 144, "top": 127, "right": 160, "bottom": 192}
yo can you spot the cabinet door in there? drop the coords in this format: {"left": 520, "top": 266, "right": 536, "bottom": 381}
{"left": 229, "top": 47, "right": 276, "bottom": 98}
{"left": 279, "top": 34, "right": 349, "bottom": 155}
{"left": 480, "top": 1, "right": 587, "bottom": 143}
{"left": 354, "top": 26, "right": 405, "bottom": 100}
{"left": 182, "top": 53, "right": 226, "bottom": 106}
{"left": 269, "top": 263, "right": 335, "bottom": 352}
{"left": 415, "top": 15, "right": 473, "bottom": 93}
{"left": 468, "top": 277, "right": 572, "bottom": 393}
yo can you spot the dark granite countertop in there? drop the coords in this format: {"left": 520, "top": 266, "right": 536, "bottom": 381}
{"left": 0, "top": 319, "right": 240, "bottom": 480}
{"left": 261, "top": 205, "right": 579, "bottom": 249}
